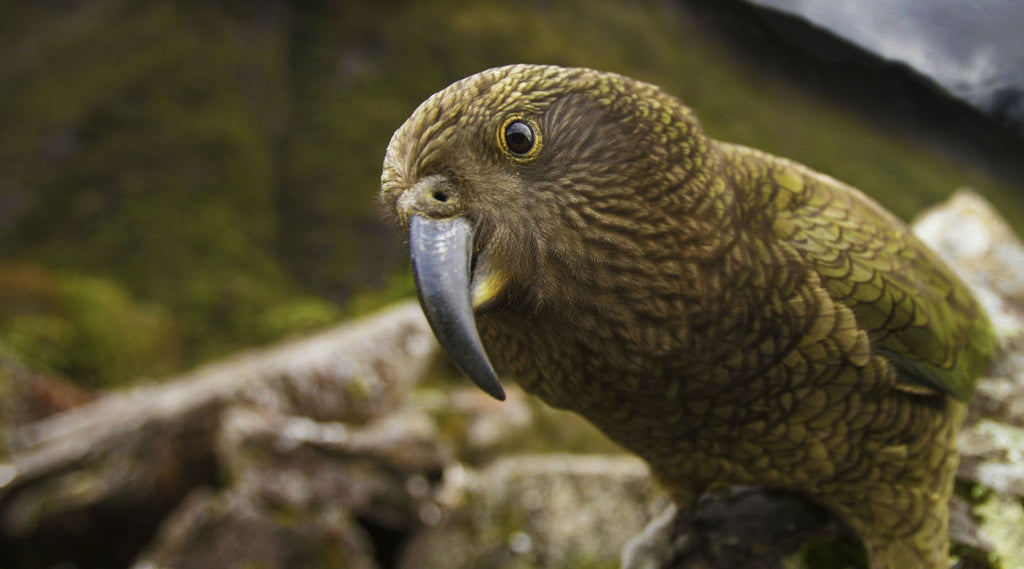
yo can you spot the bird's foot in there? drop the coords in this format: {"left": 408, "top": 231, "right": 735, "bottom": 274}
{"left": 621, "top": 503, "right": 691, "bottom": 569}
{"left": 621, "top": 487, "right": 856, "bottom": 569}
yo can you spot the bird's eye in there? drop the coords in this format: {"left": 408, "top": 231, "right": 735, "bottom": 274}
{"left": 499, "top": 117, "right": 541, "bottom": 161}
{"left": 504, "top": 121, "right": 534, "bottom": 154}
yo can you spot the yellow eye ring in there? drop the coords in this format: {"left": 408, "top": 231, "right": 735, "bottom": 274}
{"left": 498, "top": 115, "right": 542, "bottom": 162}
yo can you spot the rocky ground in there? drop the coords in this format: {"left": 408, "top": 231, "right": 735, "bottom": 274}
{"left": 2, "top": 190, "right": 1024, "bottom": 569}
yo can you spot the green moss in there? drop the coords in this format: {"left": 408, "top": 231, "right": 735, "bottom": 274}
{"left": 0, "top": 266, "right": 180, "bottom": 387}
{"left": 344, "top": 270, "right": 417, "bottom": 318}
{"left": 58, "top": 275, "right": 180, "bottom": 386}
{"left": 255, "top": 296, "right": 343, "bottom": 342}
{"left": 971, "top": 492, "right": 1024, "bottom": 569}
{"left": 0, "top": 313, "right": 75, "bottom": 374}
{"left": 950, "top": 542, "right": 1000, "bottom": 569}
{"left": 956, "top": 478, "right": 995, "bottom": 506}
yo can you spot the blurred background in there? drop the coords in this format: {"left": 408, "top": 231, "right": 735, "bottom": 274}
{"left": 2, "top": 0, "right": 1024, "bottom": 567}
{"left": 1, "top": 0, "right": 1022, "bottom": 397}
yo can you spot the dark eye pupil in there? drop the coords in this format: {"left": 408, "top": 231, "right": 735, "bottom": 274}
{"left": 504, "top": 121, "right": 535, "bottom": 155}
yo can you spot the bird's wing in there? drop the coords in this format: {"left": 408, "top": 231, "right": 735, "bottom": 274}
{"left": 768, "top": 165, "right": 992, "bottom": 400}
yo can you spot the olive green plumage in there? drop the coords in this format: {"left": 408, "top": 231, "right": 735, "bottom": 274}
{"left": 380, "top": 64, "right": 994, "bottom": 569}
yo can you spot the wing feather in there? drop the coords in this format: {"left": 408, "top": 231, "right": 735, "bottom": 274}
{"left": 765, "top": 159, "right": 992, "bottom": 400}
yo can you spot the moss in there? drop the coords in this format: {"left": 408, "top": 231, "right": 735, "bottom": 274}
{"left": 0, "top": 313, "right": 73, "bottom": 374}
{"left": 956, "top": 478, "right": 995, "bottom": 506}
{"left": 0, "top": 265, "right": 180, "bottom": 387}
{"left": 950, "top": 543, "right": 1000, "bottom": 569}
{"left": 344, "top": 270, "right": 417, "bottom": 318}
{"left": 255, "top": 296, "right": 343, "bottom": 342}
{"left": 972, "top": 493, "right": 1024, "bottom": 569}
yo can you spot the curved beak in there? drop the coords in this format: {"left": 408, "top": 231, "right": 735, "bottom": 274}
{"left": 409, "top": 215, "right": 506, "bottom": 401}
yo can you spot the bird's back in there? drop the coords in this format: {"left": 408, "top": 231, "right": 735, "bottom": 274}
{"left": 720, "top": 142, "right": 994, "bottom": 401}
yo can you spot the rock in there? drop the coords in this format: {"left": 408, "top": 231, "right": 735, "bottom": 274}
{"left": 398, "top": 454, "right": 668, "bottom": 569}
{"left": 131, "top": 486, "right": 379, "bottom": 569}
{"left": 133, "top": 405, "right": 451, "bottom": 569}
{"left": 214, "top": 405, "right": 450, "bottom": 532}
{"left": 0, "top": 301, "right": 437, "bottom": 569}
{"left": 913, "top": 189, "right": 1024, "bottom": 327}
{"left": 915, "top": 190, "right": 1024, "bottom": 567}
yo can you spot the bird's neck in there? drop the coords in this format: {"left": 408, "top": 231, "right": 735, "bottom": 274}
{"left": 478, "top": 140, "right": 777, "bottom": 408}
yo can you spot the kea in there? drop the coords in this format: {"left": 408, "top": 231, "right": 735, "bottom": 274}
{"left": 379, "top": 64, "right": 994, "bottom": 569}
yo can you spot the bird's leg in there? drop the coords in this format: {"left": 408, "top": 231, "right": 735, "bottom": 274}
{"left": 865, "top": 501, "right": 951, "bottom": 569}
{"left": 822, "top": 483, "right": 953, "bottom": 569}
{"left": 621, "top": 502, "right": 684, "bottom": 569}
{"left": 822, "top": 400, "right": 964, "bottom": 569}
{"left": 621, "top": 481, "right": 699, "bottom": 569}
{"left": 624, "top": 484, "right": 858, "bottom": 569}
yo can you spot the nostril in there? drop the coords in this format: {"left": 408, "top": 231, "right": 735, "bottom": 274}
{"left": 432, "top": 191, "right": 449, "bottom": 203}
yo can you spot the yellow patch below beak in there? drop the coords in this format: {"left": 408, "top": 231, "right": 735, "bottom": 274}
{"left": 472, "top": 265, "right": 508, "bottom": 310}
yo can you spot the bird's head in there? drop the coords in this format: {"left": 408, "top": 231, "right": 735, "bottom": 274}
{"left": 380, "top": 64, "right": 710, "bottom": 400}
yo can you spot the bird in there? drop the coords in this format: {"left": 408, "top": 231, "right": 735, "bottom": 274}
{"left": 379, "top": 64, "right": 994, "bottom": 569}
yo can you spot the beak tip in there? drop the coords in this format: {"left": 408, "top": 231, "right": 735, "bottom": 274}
{"left": 456, "top": 351, "right": 506, "bottom": 402}
{"left": 481, "top": 379, "right": 506, "bottom": 401}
